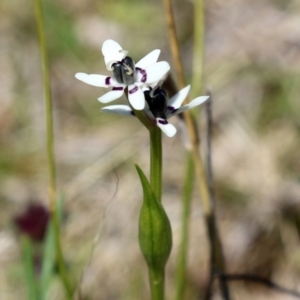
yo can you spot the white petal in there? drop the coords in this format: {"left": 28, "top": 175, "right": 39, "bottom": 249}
{"left": 168, "top": 85, "right": 191, "bottom": 109}
{"left": 102, "top": 40, "right": 127, "bottom": 70}
{"left": 128, "top": 85, "right": 145, "bottom": 110}
{"left": 135, "top": 50, "right": 161, "bottom": 69}
{"left": 101, "top": 105, "right": 133, "bottom": 116}
{"left": 156, "top": 118, "right": 177, "bottom": 137}
{"left": 172, "top": 96, "right": 209, "bottom": 116}
{"left": 98, "top": 88, "right": 125, "bottom": 103}
{"left": 75, "top": 73, "right": 110, "bottom": 87}
{"left": 102, "top": 39, "right": 123, "bottom": 57}
{"left": 140, "top": 61, "right": 170, "bottom": 84}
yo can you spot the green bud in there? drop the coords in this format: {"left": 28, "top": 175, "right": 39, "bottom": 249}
{"left": 135, "top": 164, "right": 172, "bottom": 270}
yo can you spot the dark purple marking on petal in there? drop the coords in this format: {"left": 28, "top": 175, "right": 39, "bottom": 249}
{"left": 105, "top": 77, "right": 111, "bottom": 86}
{"left": 131, "top": 111, "right": 135, "bottom": 116}
{"left": 168, "top": 106, "right": 178, "bottom": 114}
{"left": 112, "top": 86, "right": 124, "bottom": 91}
{"left": 158, "top": 119, "right": 168, "bottom": 125}
{"left": 129, "top": 86, "right": 138, "bottom": 94}
{"left": 136, "top": 67, "right": 147, "bottom": 83}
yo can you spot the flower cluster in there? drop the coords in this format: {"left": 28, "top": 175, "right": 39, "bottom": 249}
{"left": 75, "top": 39, "right": 209, "bottom": 137}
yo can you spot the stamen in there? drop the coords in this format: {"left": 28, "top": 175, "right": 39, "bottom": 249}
{"left": 149, "top": 88, "right": 155, "bottom": 98}
{"left": 157, "top": 80, "right": 164, "bottom": 88}
{"left": 149, "top": 85, "right": 160, "bottom": 98}
{"left": 124, "top": 64, "right": 133, "bottom": 75}
{"left": 119, "top": 50, "right": 128, "bottom": 56}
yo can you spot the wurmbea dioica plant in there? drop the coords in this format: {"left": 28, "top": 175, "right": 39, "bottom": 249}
{"left": 75, "top": 39, "right": 209, "bottom": 300}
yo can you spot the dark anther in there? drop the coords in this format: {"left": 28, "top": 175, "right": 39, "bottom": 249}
{"left": 112, "top": 56, "right": 136, "bottom": 85}
{"left": 144, "top": 87, "right": 169, "bottom": 119}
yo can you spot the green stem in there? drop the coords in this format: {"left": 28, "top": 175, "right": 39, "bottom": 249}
{"left": 149, "top": 128, "right": 162, "bottom": 203}
{"left": 149, "top": 267, "right": 165, "bottom": 300}
{"left": 52, "top": 211, "right": 73, "bottom": 298}
{"left": 149, "top": 126, "right": 164, "bottom": 299}
{"left": 34, "top": 0, "right": 72, "bottom": 298}
{"left": 175, "top": 153, "right": 194, "bottom": 300}
{"left": 34, "top": 0, "right": 56, "bottom": 212}
{"left": 22, "top": 236, "right": 39, "bottom": 300}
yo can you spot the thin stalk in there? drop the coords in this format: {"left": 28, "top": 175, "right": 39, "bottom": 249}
{"left": 175, "top": 153, "right": 194, "bottom": 300}
{"left": 162, "top": 0, "right": 230, "bottom": 299}
{"left": 34, "top": 0, "right": 72, "bottom": 298}
{"left": 149, "top": 267, "right": 165, "bottom": 300}
{"left": 163, "top": 0, "right": 185, "bottom": 89}
{"left": 162, "top": 0, "right": 210, "bottom": 212}
{"left": 34, "top": 0, "right": 56, "bottom": 213}
{"left": 149, "top": 127, "right": 162, "bottom": 203}
{"left": 204, "top": 97, "right": 229, "bottom": 300}
{"left": 191, "top": 0, "right": 205, "bottom": 97}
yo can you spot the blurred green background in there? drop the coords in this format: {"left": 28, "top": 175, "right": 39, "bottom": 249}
{"left": 1, "top": 0, "right": 300, "bottom": 299}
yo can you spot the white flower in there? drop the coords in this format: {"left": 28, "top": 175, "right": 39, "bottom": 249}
{"left": 101, "top": 84, "right": 209, "bottom": 137}
{"left": 75, "top": 39, "right": 170, "bottom": 110}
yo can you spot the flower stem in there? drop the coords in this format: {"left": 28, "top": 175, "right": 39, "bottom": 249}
{"left": 175, "top": 153, "right": 194, "bottom": 300}
{"left": 134, "top": 109, "right": 163, "bottom": 203}
{"left": 134, "top": 106, "right": 166, "bottom": 299}
{"left": 149, "top": 267, "right": 165, "bottom": 300}
{"left": 149, "top": 127, "right": 162, "bottom": 203}
{"left": 34, "top": 0, "right": 72, "bottom": 298}
{"left": 149, "top": 125, "right": 164, "bottom": 299}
